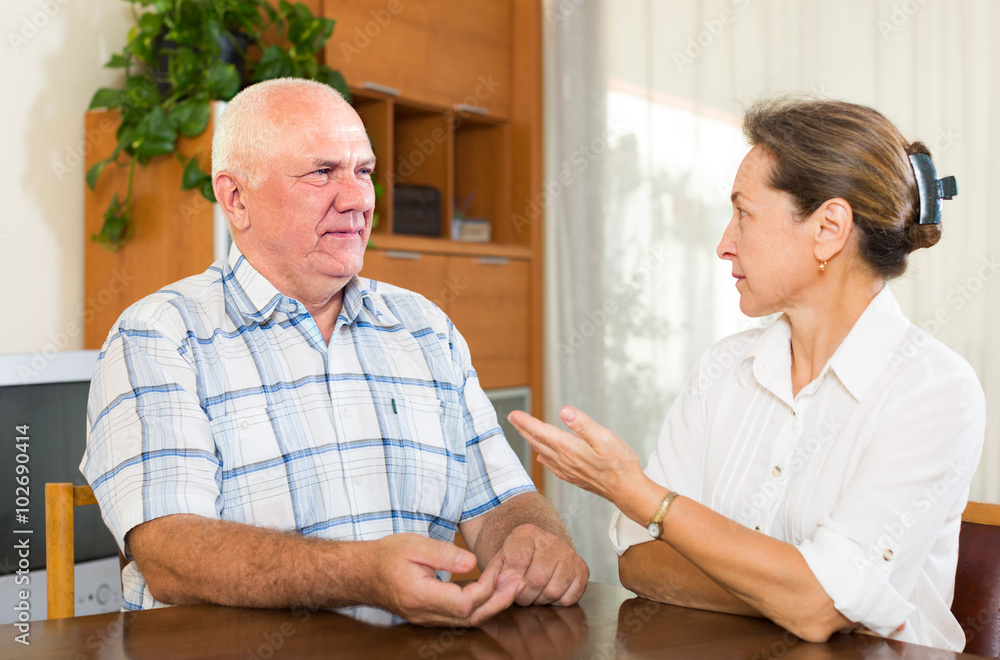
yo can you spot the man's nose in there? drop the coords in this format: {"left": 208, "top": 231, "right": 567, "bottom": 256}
{"left": 335, "top": 177, "right": 374, "bottom": 214}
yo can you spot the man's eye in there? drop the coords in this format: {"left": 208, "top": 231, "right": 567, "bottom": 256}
{"left": 313, "top": 168, "right": 331, "bottom": 176}
{"left": 359, "top": 168, "right": 373, "bottom": 177}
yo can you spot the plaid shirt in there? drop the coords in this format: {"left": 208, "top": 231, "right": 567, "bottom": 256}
{"left": 81, "top": 244, "right": 534, "bottom": 611}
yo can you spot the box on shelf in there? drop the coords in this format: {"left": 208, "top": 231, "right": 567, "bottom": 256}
{"left": 452, "top": 217, "right": 492, "bottom": 242}
{"left": 393, "top": 184, "right": 441, "bottom": 236}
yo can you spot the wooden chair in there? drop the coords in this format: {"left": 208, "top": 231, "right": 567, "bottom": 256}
{"left": 952, "top": 501, "right": 1000, "bottom": 658}
{"left": 44, "top": 483, "right": 123, "bottom": 619}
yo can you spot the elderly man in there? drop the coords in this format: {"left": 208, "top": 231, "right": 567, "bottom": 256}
{"left": 81, "top": 78, "right": 587, "bottom": 626}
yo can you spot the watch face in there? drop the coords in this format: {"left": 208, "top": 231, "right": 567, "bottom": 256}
{"left": 647, "top": 522, "right": 660, "bottom": 538}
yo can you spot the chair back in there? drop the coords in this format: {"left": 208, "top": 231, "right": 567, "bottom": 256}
{"left": 44, "top": 483, "right": 101, "bottom": 619}
{"left": 952, "top": 501, "right": 1000, "bottom": 658}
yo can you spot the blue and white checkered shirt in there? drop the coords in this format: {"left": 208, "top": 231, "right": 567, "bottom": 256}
{"left": 81, "top": 243, "right": 535, "bottom": 611}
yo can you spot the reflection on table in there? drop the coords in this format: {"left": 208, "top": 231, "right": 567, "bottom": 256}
{"left": 6, "top": 582, "right": 984, "bottom": 659}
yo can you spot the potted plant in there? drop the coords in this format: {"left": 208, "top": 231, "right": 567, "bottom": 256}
{"left": 87, "top": 0, "right": 349, "bottom": 250}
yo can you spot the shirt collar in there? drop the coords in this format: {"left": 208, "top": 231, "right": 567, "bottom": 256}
{"left": 826, "top": 285, "right": 910, "bottom": 401}
{"left": 225, "top": 243, "right": 286, "bottom": 322}
{"left": 224, "top": 243, "right": 397, "bottom": 329}
{"left": 738, "top": 285, "right": 911, "bottom": 404}
{"left": 340, "top": 277, "right": 398, "bottom": 329}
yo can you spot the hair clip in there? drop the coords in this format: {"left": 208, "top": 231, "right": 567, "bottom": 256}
{"left": 909, "top": 154, "right": 957, "bottom": 225}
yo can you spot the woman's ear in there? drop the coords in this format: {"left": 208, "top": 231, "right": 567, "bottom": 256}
{"left": 213, "top": 173, "right": 250, "bottom": 232}
{"left": 813, "top": 198, "right": 853, "bottom": 262}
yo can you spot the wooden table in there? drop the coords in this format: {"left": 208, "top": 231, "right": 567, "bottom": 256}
{"left": 2, "top": 583, "right": 987, "bottom": 659}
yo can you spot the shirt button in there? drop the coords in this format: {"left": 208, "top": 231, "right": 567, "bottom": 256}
{"left": 342, "top": 409, "right": 351, "bottom": 419}
{"left": 353, "top": 476, "right": 362, "bottom": 485}
{"left": 882, "top": 549, "right": 894, "bottom": 561}
{"left": 240, "top": 421, "right": 249, "bottom": 430}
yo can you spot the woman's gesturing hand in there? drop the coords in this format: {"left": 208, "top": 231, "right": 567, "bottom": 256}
{"left": 507, "top": 406, "right": 646, "bottom": 506}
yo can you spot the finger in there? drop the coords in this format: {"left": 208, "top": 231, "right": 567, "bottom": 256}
{"left": 409, "top": 577, "right": 489, "bottom": 626}
{"left": 551, "top": 569, "right": 588, "bottom": 607}
{"left": 412, "top": 535, "right": 478, "bottom": 575}
{"left": 506, "top": 410, "right": 558, "bottom": 448}
{"left": 507, "top": 411, "right": 573, "bottom": 461}
{"left": 559, "top": 406, "right": 615, "bottom": 446}
{"left": 515, "top": 553, "right": 557, "bottom": 606}
{"left": 468, "top": 569, "right": 524, "bottom": 626}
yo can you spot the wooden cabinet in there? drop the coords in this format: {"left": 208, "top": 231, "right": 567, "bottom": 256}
{"left": 361, "top": 253, "right": 529, "bottom": 390}
{"left": 325, "top": 0, "right": 512, "bottom": 118}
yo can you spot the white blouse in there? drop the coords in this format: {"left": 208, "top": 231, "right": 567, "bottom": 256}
{"left": 610, "top": 286, "right": 985, "bottom": 651}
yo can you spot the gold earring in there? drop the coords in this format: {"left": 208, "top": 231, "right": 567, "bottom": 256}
{"left": 818, "top": 260, "right": 828, "bottom": 272}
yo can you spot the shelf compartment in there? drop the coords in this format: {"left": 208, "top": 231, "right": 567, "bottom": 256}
{"left": 454, "top": 115, "right": 510, "bottom": 245}
{"left": 392, "top": 104, "right": 453, "bottom": 239}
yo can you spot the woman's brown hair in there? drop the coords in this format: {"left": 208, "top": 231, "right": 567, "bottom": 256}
{"left": 742, "top": 97, "right": 941, "bottom": 279}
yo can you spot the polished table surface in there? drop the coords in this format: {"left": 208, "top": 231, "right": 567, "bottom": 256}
{"left": 3, "top": 583, "right": 988, "bottom": 659}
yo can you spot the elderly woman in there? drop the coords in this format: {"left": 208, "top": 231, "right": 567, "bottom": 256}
{"left": 509, "top": 98, "right": 984, "bottom": 651}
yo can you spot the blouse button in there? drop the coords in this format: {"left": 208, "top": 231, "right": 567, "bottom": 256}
{"left": 772, "top": 466, "right": 782, "bottom": 477}
{"left": 882, "top": 549, "right": 894, "bottom": 561}
{"left": 755, "top": 526, "right": 762, "bottom": 532}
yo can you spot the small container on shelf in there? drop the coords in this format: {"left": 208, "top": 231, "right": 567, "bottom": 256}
{"left": 452, "top": 217, "right": 492, "bottom": 242}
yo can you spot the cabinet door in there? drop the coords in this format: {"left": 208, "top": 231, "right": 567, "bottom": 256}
{"left": 359, "top": 250, "right": 448, "bottom": 306}
{"left": 326, "top": 0, "right": 511, "bottom": 118}
{"left": 445, "top": 257, "right": 529, "bottom": 389}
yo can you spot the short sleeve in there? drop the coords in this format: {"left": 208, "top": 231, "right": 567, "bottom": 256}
{"left": 81, "top": 315, "right": 222, "bottom": 553}
{"left": 448, "top": 322, "right": 535, "bottom": 521}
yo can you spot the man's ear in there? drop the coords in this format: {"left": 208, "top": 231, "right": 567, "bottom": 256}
{"left": 813, "top": 198, "right": 853, "bottom": 263}
{"left": 213, "top": 173, "right": 250, "bottom": 232}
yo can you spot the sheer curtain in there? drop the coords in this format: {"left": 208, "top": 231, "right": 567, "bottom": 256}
{"left": 543, "top": 0, "right": 1000, "bottom": 585}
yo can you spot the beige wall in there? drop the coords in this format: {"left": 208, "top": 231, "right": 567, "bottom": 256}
{"left": 0, "top": 0, "right": 131, "bottom": 354}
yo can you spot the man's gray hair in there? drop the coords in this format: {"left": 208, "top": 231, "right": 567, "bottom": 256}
{"left": 211, "top": 78, "right": 346, "bottom": 188}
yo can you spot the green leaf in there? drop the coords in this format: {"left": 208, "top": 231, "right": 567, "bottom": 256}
{"left": 172, "top": 99, "right": 211, "bottom": 137}
{"left": 207, "top": 62, "right": 241, "bottom": 101}
{"left": 89, "top": 87, "right": 123, "bottom": 110}
{"left": 316, "top": 17, "right": 335, "bottom": 50}
{"left": 104, "top": 53, "right": 131, "bottom": 69}
{"left": 132, "top": 106, "right": 177, "bottom": 162}
{"left": 288, "top": 17, "right": 321, "bottom": 49}
{"left": 317, "top": 66, "right": 351, "bottom": 101}
{"left": 93, "top": 192, "right": 132, "bottom": 251}
{"left": 169, "top": 46, "right": 201, "bottom": 91}
{"left": 253, "top": 45, "right": 292, "bottom": 82}
{"left": 86, "top": 159, "right": 111, "bottom": 191}
{"left": 121, "top": 75, "right": 160, "bottom": 115}
{"left": 137, "top": 11, "right": 163, "bottom": 38}
{"left": 200, "top": 179, "right": 216, "bottom": 203}
{"left": 180, "top": 157, "right": 208, "bottom": 190}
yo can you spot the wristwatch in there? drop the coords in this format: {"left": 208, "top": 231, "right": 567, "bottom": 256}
{"left": 646, "top": 490, "right": 679, "bottom": 539}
